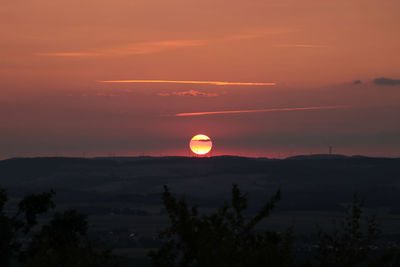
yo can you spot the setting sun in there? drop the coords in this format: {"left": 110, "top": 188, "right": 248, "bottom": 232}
{"left": 190, "top": 134, "right": 213, "bottom": 155}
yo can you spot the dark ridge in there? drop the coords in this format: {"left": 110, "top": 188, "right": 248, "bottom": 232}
{"left": 286, "top": 154, "right": 349, "bottom": 160}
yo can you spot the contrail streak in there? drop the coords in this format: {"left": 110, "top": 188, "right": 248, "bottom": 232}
{"left": 98, "top": 80, "right": 276, "bottom": 86}
{"left": 175, "top": 105, "right": 349, "bottom": 117}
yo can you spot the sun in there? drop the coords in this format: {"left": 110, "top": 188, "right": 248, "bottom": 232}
{"left": 190, "top": 134, "right": 212, "bottom": 155}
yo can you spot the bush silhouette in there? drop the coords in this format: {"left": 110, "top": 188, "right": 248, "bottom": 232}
{"left": 149, "top": 184, "right": 294, "bottom": 267}
{"left": 313, "top": 194, "right": 380, "bottom": 267}
{"left": 0, "top": 188, "right": 115, "bottom": 267}
{"left": 305, "top": 194, "right": 400, "bottom": 267}
{"left": 150, "top": 185, "right": 400, "bottom": 267}
{"left": 0, "top": 188, "right": 55, "bottom": 266}
{"left": 2, "top": 184, "right": 399, "bottom": 267}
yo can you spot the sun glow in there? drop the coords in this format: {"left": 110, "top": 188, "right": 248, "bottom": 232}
{"left": 190, "top": 134, "right": 213, "bottom": 155}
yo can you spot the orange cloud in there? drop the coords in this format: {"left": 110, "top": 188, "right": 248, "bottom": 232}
{"left": 36, "top": 29, "right": 289, "bottom": 58}
{"left": 36, "top": 40, "right": 205, "bottom": 57}
{"left": 107, "top": 40, "right": 205, "bottom": 56}
{"left": 174, "top": 90, "right": 218, "bottom": 97}
{"left": 158, "top": 90, "right": 218, "bottom": 97}
{"left": 175, "top": 105, "right": 349, "bottom": 117}
{"left": 99, "top": 80, "right": 276, "bottom": 86}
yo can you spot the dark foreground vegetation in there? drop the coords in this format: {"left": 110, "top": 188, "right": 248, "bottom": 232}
{"left": 0, "top": 188, "right": 117, "bottom": 267}
{"left": 149, "top": 185, "right": 400, "bottom": 267}
{"left": 1, "top": 185, "right": 400, "bottom": 267}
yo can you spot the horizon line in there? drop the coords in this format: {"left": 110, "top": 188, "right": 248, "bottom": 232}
{"left": 1, "top": 154, "right": 393, "bottom": 162}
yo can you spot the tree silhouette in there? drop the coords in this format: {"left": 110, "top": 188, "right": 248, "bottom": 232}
{"left": 0, "top": 188, "right": 116, "bottom": 267}
{"left": 312, "top": 194, "right": 381, "bottom": 267}
{"left": 22, "top": 209, "right": 114, "bottom": 267}
{"left": 0, "top": 189, "right": 55, "bottom": 266}
{"left": 149, "top": 184, "right": 294, "bottom": 267}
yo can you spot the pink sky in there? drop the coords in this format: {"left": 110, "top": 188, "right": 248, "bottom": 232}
{"left": 1, "top": 0, "right": 399, "bottom": 158}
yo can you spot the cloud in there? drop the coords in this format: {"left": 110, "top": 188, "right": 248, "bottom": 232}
{"left": 175, "top": 105, "right": 349, "bottom": 117}
{"left": 176, "top": 90, "right": 218, "bottom": 97}
{"left": 37, "top": 40, "right": 205, "bottom": 57}
{"left": 99, "top": 80, "right": 276, "bottom": 86}
{"left": 36, "top": 29, "right": 290, "bottom": 58}
{"left": 373, "top": 77, "right": 400, "bottom": 86}
{"left": 174, "top": 90, "right": 218, "bottom": 97}
{"left": 158, "top": 90, "right": 218, "bottom": 97}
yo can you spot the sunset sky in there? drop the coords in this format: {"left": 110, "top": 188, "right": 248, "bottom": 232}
{"left": 1, "top": 0, "right": 399, "bottom": 158}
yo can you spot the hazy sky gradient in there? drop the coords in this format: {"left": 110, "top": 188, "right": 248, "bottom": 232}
{"left": 1, "top": 0, "right": 399, "bottom": 158}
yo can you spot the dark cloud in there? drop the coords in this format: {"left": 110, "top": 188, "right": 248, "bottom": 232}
{"left": 353, "top": 80, "right": 361, "bottom": 85}
{"left": 373, "top": 77, "right": 400, "bottom": 86}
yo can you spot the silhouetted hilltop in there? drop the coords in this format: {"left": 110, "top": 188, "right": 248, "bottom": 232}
{"left": 286, "top": 154, "right": 395, "bottom": 160}
{"left": 286, "top": 154, "right": 349, "bottom": 160}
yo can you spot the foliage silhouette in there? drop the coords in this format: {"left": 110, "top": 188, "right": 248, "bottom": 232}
{"left": 0, "top": 188, "right": 116, "bottom": 267}
{"left": 2, "top": 183, "right": 399, "bottom": 267}
{"left": 0, "top": 189, "right": 55, "bottom": 266}
{"left": 149, "top": 184, "right": 294, "bottom": 267}
{"left": 308, "top": 194, "right": 388, "bottom": 267}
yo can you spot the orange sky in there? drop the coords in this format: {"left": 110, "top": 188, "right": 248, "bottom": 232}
{"left": 1, "top": 0, "right": 400, "bottom": 158}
